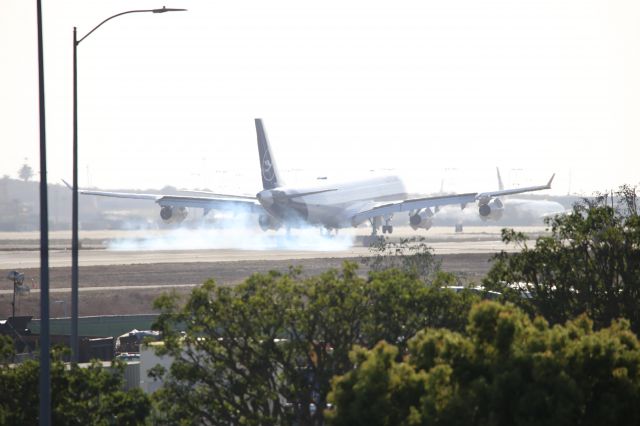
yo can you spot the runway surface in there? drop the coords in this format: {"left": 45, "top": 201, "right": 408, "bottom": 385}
{"left": 0, "top": 240, "right": 517, "bottom": 269}
{"left": 0, "top": 226, "right": 545, "bottom": 317}
{"left": 0, "top": 283, "right": 198, "bottom": 295}
{"left": 0, "top": 225, "right": 539, "bottom": 269}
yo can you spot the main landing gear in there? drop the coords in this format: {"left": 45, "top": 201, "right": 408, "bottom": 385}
{"left": 368, "top": 215, "right": 393, "bottom": 236}
{"left": 363, "top": 216, "right": 393, "bottom": 246}
{"left": 381, "top": 215, "right": 393, "bottom": 234}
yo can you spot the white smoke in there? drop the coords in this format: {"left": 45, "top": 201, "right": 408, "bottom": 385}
{"left": 107, "top": 210, "right": 354, "bottom": 252}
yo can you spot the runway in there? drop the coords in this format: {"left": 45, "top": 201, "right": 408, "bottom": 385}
{"left": 0, "top": 240, "right": 517, "bottom": 269}
{"left": 0, "top": 225, "right": 538, "bottom": 269}
{"left": 0, "top": 226, "right": 545, "bottom": 317}
{"left": 0, "top": 283, "right": 198, "bottom": 295}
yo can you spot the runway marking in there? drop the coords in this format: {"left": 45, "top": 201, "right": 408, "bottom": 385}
{"left": 0, "top": 283, "right": 198, "bottom": 295}
{"left": 0, "top": 241, "right": 517, "bottom": 269}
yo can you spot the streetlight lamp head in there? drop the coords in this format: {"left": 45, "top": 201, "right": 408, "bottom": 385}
{"left": 6, "top": 271, "right": 25, "bottom": 285}
{"left": 153, "top": 6, "right": 188, "bottom": 13}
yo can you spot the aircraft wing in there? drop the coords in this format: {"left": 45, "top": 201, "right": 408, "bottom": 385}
{"left": 155, "top": 195, "right": 263, "bottom": 213}
{"left": 349, "top": 173, "right": 555, "bottom": 225}
{"left": 477, "top": 174, "right": 555, "bottom": 199}
{"left": 350, "top": 192, "right": 478, "bottom": 225}
{"left": 63, "top": 180, "right": 264, "bottom": 213}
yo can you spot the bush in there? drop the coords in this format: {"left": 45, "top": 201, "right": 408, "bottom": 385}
{"left": 0, "top": 346, "right": 150, "bottom": 425}
{"left": 328, "top": 301, "right": 640, "bottom": 426}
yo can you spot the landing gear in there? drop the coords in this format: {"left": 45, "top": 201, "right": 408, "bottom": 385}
{"left": 368, "top": 217, "right": 381, "bottom": 236}
{"left": 362, "top": 216, "right": 394, "bottom": 245}
{"left": 320, "top": 227, "right": 338, "bottom": 238}
{"left": 362, "top": 217, "right": 383, "bottom": 246}
{"left": 381, "top": 215, "right": 393, "bottom": 234}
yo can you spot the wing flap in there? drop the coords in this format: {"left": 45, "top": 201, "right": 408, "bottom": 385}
{"left": 157, "top": 195, "right": 263, "bottom": 213}
{"left": 351, "top": 192, "right": 478, "bottom": 225}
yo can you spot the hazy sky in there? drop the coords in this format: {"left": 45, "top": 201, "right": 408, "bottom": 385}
{"left": 1, "top": 0, "right": 638, "bottom": 196}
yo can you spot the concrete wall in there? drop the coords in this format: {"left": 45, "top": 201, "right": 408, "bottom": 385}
{"left": 139, "top": 342, "right": 173, "bottom": 394}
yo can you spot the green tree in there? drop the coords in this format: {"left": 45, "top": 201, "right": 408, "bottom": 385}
{"left": 0, "top": 348, "right": 150, "bottom": 425}
{"left": 328, "top": 301, "right": 640, "bottom": 426}
{"left": 150, "top": 262, "right": 479, "bottom": 425}
{"left": 364, "top": 268, "right": 477, "bottom": 355}
{"left": 483, "top": 185, "right": 640, "bottom": 332}
{"left": 361, "top": 236, "right": 441, "bottom": 282}
{"left": 18, "top": 161, "right": 34, "bottom": 182}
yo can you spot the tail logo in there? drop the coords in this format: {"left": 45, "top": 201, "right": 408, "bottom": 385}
{"left": 262, "top": 152, "right": 275, "bottom": 183}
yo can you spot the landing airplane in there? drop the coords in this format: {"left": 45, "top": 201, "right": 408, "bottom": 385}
{"left": 70, "top": 119, "right": 555, "bottom": 239}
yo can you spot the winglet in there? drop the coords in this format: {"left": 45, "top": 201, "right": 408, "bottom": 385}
{"left": 62, "top": 179, "right": 72, "bottom": 190}
{"left": 546, "top": 173, "right": 555, "bottom": 188}
{"left": 496, "top": 167, "right": 504, "bottom": 191}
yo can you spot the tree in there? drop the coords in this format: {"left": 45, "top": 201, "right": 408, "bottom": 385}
{"left": 361, "top": 236, "right": 441, "bottom": 282}
{"left": 0, "top": 347, "right": 150, "bottom": 425}
{"left": 18, "top": 161, "right": 34, "bottom": 182}
{"left": 150, "top": 262, "right": 479, "bottom": 425}
{"left": 483, "top": 184, "right": 640, "bottom": 332}
{"left": 327, "top": 301, "right": 640, "bottom": 426}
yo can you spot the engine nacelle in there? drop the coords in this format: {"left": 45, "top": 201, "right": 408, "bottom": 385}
{"left": 478, "top": 198, "right": 504, "bottom": 221}
{"left": 409, "top": 208, "right": 434, "bottom": 230}
{"left": 160, "top": 206, "right": 189, "bottom": 224}
{"left": 258, "top": 214, "right": 281, "bottom": 231}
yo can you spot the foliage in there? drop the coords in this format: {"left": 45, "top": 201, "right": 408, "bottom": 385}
{"left": 150, "top": 262, "right": 479, "bottom": 425}
{"left": 328, "top": 301, "right": 640, "bottom": 426}
{"left": 0, "top": 335, "right": 14, "bottom": 365}
{"left": 18, "top": 162, "right": 34, "bottom": 182}
{"left": 361, "top": 236, "right": 441, "bottom": 282}
{"left": 483, "top": 184, "right": 640, "bottom": 332}
{"left": 0, "top": 347, "right": 150, "bottom": 425}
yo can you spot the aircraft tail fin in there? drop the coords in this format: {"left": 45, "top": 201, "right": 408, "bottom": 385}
{"left": 255, "top": 118, "right": 282, "bottom": 190}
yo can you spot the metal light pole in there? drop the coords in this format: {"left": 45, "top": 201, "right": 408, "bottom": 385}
{"left": 6, "top": 271, "right": 25, "bottom": 319}
{"left": 36, "top": 0, "right": 51, "bottom": 422}
{"left": 71, "top": 6, "right": 186, "bottom": 363}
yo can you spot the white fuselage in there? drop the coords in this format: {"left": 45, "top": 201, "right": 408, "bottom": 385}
{"left": 256, "top": 175, "right": 407, "bottom": 229}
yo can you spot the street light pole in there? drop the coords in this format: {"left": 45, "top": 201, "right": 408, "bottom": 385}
{"left": 36, "top": 0, "right": 51, "bottom": 422}
{"left": 71, "top": 24, "right": 79, "bottom": 364}
{"left": 71, "top": 6, "right": 186, "bottom": 363}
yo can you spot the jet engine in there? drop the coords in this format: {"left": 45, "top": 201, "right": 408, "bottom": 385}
{"left": 478, "top": 198, "right": 504, "bottom": 221}
{"left": 409, "top": 208, "right": 434, "bottom": 230}
{"left": 258, "top": 214, "right": 281, "bottom": 231}
{"left": 160, "top": 206, "right": 189, "bottom": 224}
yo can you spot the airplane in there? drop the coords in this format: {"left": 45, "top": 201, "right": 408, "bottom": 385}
{"left": 69, "top": 119, "right": 555, "bottom": 241}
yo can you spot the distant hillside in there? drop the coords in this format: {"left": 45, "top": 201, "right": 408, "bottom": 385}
{"left": 0, "top": 177, "right": 162, "bottom": 231}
